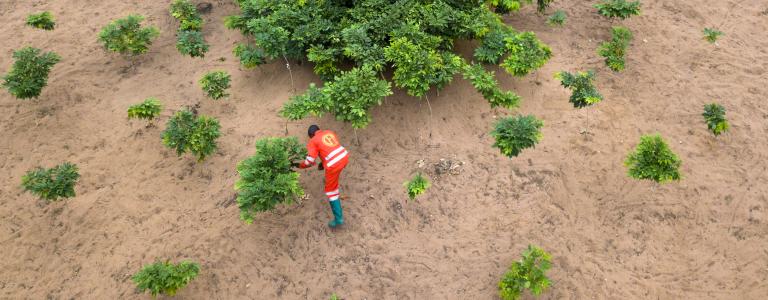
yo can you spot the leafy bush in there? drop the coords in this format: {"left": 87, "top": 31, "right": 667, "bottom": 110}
{"left": 555, "top": 70, "right": 602, "bottom": 108}
{"left": 501, "top": 32, "right": 552, "bottom": 77}
{"left": 547, "top": 10, "right": 567, "bottom": 26}
{"left": 199, "top": 71, "right": 231, "bottom": 100}
{"left": 227, "top": 0, "right": 550, "bottom": 126}
{"left": 2, "top": 47, "right": 60, "bottom": 99}
{"left": 176, "top": 30, "right": 209, "bottom": 58}
{"left": 703, "top": 28, "right": 723, "bottom": 43}
{"left": 132, "top": 260, "right": 200, "bottom": 297}
{"left": 21, "top": 162, "right": 79, "bottom": 201}
{"left": 492, "top": 115, "right": 544, "bottom": 158}
{"left": 281, "top": 65, "right": 392, "bottom": 129}
{"left": 161, "top": 110, "right": 221, "bottom": 162}
{"left": 405, "top": 173, "right": 431, "bottom": 201}
{"left": 594, "top": 0, "right": 641, "bottom": 20}
{"left": 98, "top": 15, "right": 159, "bottom": 56}
{"left": 473, "top": 25, "right": 516, "bottom": 64}
{"left": 235, "top": 137, "right": 307, "bottom": 224}
{"left": 598, "top": 26, "right": 633, "bottom": 72}
{"left": 462, "top": 63, "right": 521, "bottom": 109}
{"left": 128, "top": 98, "right": 163, "bottom": 121}
{"left": 26, "top": 11, "right": 55, "bottom": 30}
{"left": 170, "top": 0, "right": 203, "bottom": 31}
{"left": 499, "top": 245, "right": 552, "bottom": 300}
{"left": 625, "top": 134, "right": 682, "bottom": 183}
{"left": 702, "top": 103, "right": 729, "bottom": 136}
{"left": 233, "top": 44, "right": 266, "bottom": 68}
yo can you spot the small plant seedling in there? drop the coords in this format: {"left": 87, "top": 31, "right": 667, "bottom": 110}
{"left": 499, "top": 245, "right": 552, "bottom": 300}
{"left": 177, "top": 30, "right": 209, "bottom": 58}
{"left": 625, "top": 134, "right": 682, "bottom": 183}
{"left": 235, "top": 137, "right": 307, "bottom": 224}
{"left": 547, "top": 10, "right": 567, "bottom": 26}
{"left": 702, "top": 103, "right": 729, "bottom": 136}
{"left": 555, "top": 70, "right": 602, "bottom": 108}
{"left": 200, "top": 71, "right": 231, "bottom": 100}
{"left": 22, "top": 162, "right": 79, "bottom": 201}
{"left": 703, "top": 28, "right": 723, "bottom": 43}
{"left": 598, "top": 26, "right": 633, "bottom": 72}
{"left": 2, "top": 47, "right": 61, "bottom": 99}
{"left": 98, "top": 15, "right": 159, "bottom": 56}
{"left": 26, "top": 11, "right": 55, "bottom": 30}
{"left": 492, "top": 115, "right": 544, "bottom": 158}
{"left": 329, "top": 294, "right": 340, "bottom": 300}
{"left": 170, "top": 0, "right": 203, "bottom": 31}
{"left": 594, "top": 0, "right": 641, "bottom": 20}
{"left": 128, "top": 98, "right": 163, "bottom": 122}
{"left": 404, "top": 173, "right": 431, "bottom": 201}
{"left": 162, "top": 109, "right": 221, "bottom": 162}
{"left": 501, "top": 32, "right": 552, "bottom": 77}
{"left": 132, "top": 260, "right": 200, "bottom": 297}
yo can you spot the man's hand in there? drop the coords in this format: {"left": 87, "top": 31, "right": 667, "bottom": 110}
{"left": 290, "top": 162, "right": 300, "bottom": 169}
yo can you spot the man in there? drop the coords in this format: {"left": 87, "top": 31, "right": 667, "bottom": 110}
{"left": 296, "top": 125, "right": 349, "bottom": 228}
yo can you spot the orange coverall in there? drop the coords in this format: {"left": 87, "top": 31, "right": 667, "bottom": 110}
{"left": 299, "top": 130, "right": 349, "bottom": 201}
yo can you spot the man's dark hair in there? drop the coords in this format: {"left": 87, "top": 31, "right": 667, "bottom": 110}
{"left": 308, "top": 125, "right": 320, "bottom": 137}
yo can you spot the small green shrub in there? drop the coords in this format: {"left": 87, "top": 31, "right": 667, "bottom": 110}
{"left": 703, "top": 28, "right": 723, "bottom": 43}
{"left": 501, "top": 32, "right": 552, "bottom": 77}
{"left": 98, "top": 15, "right": 159, "bottom": 56}
{"left": 170, "top": 0, "right": 203, "bottom": 31}
{"left": 235, "top": 137, "right": 307, "bottom": 224}
{"left": 598, "top": 26, "right": 633, "bottom": 72}
{"left": 161, "top": 110, "right": 221, "bottom": 162}
{"left": 200, "top": 71, "right": 231, "bottom": 100}
{"left": 26, "top": 11, "right": 55, "bottom": 30}
{"left": 462, "top": 63, "right": 521, "bottom": 109}
{"left": 128, "top": 98, "right": 163, "bottom": 121}
{"left": 233, "top": 44, "right": 267, "bottom": 68}
{"left": 547, "top": 10, "right": 567, "bottom": 26}
{"left": 132, "top": 260, "right": 200, "bottom": 297}
{"left": 625, "top": 134, "right": 682, "bottom": 183}
{"left": 176, "top": 30, "right": 209, "bottom": 58}
{"left": 594, "top": 0, "right": 641, "bottom": 20}
{"left": 2, "top": 47, "right": 61, "bottom": 99}
{"left": 405, "top": 173, "right": 431, "bottom": 201}
{"left": 555, "top": 70, "right": 602, "bottom": 108}
{"left": 499, "top": 245, "right": 552, "bottom": 300}
{"left": 702, "top": 103, "right": 729, "bottom": 136}
{"left": 21, "top": 162, "right": 79, "bottom": 201}
{"left": 492, "top": 115, "right": 544, "bottom": 158}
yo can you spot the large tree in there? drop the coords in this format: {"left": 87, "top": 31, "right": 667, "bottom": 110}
{"left": 227, "top": 0, "right": 552, "bottom": 128}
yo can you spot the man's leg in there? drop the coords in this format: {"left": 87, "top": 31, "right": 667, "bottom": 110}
{"left": 324, "top": 167, "right": 344, "bottom": 228}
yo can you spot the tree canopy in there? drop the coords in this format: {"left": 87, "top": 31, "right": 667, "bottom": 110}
{"left": 227, "top": 0, "right": 552, "bottom": 128}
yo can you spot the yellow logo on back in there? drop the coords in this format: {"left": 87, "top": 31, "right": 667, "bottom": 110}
{"left": 322, "top": 134, "right": 339, "bottom": 147}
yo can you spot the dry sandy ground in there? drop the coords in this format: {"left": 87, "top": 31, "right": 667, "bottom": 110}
{"left": 1, "top": 0, "right": 768, "bottom": 299}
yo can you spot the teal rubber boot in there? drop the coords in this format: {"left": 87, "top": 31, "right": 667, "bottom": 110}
{"left": 328, "top": 200, "right": 344, "bottom": 228}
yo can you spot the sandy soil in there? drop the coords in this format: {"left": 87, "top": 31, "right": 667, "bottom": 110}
{"left": 2, "top": 0, "right": 768, "bottom": 299}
